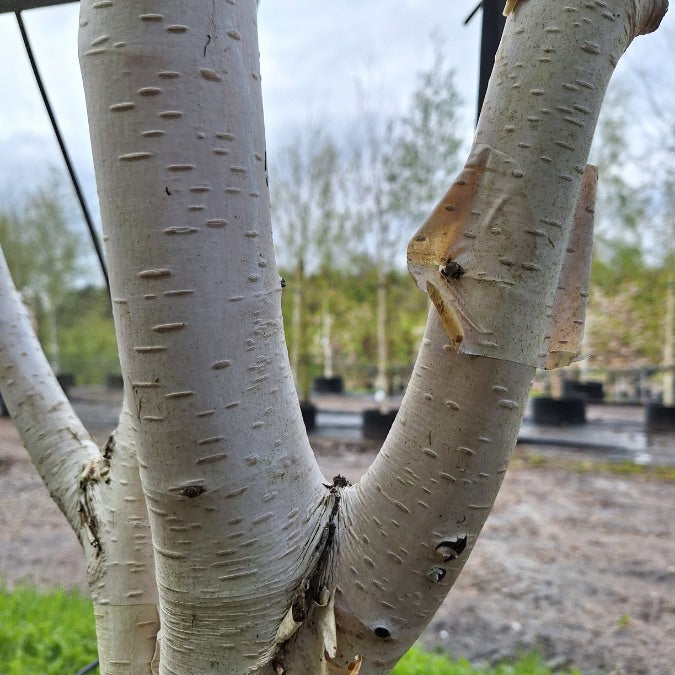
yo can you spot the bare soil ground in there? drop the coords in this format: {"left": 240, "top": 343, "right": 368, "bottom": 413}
{"left": 1, "top": 419, "right": 673, "bottom": 674}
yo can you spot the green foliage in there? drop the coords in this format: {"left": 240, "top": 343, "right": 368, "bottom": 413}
{"left": 56, "top": 286, "right": 119, "bottom": 385}
{"left": 280, "top": 268, "right": 428, "bottom": 390}
{"left": 0, "top": 171, "right": 93, "bottom": 368}
{"left": 0, "top": 586, "right": 98, "bottom": 675}
{"left": 587, "top": 79, "right": 673, "bottom": 369}
{"left": 588, "top": 244, "right": 670, "bottom": 368}
{"left": 0, "top": 171, "right": 87, "bottom": 306}
{"left": 617, "top": 614, "right": 631, "bottom": 629}
{"left": 513, "top": 453, "right": 675, "bottom": 482}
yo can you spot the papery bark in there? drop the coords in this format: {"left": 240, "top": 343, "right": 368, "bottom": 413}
{"left": 78, "top": 1, "right": 328, "bottom": 671}
{"left": 0, "top": 248, "right": 158, "bottom": 672}
{"left": 320, "top": 1, "right": 667, "bottom": 671}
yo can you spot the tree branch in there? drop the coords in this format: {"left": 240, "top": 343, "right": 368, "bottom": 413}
{"left": 328, "top": 0, "right": 668, "bottom": 671}
{"left": 78, "top": 1, "right": 328, "bottom": 669}
{"left": 0, "top": 246, "right": 99, "bottom": 534}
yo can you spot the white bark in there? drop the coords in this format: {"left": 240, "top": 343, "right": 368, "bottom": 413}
{"left": 78, "top": 2, "right": 327, "bottom": 671}
{"left": 1, "top": 1, "right": 665, "bottom": 674}
{"left": 327, "top": 1, "right": 667, "bottom": 671}
{"left": 0, "top": 248, "right": 159, "bottom": 672}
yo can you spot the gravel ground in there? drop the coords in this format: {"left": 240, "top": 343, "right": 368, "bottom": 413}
{"left": 1, "top": 417, "right": 673, "bottom": 674}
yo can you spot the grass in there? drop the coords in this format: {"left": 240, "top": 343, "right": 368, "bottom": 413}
{"left": 0, "top": 586, "right": 98, "bottom": 674}
{"left": 0, "top": 586, "right": 578, "bottom": 674}
{"left": 393, "top": 648, "right": 579, "bottom": 674}
{"left": 512, "top": 452, "right": 675, "bottom": 481}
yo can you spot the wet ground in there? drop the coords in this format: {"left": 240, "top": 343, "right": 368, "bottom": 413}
{"left": 1, "top": 389, "right": 673, "bottom": 673}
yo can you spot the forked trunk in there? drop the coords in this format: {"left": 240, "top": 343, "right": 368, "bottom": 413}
{"left": 0, "top": 1, "right": 666, "bottom": 673}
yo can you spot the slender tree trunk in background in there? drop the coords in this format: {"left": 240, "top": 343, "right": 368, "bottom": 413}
{"left": 0, "top": 1, "right": 667, "bottom": 673}
{"left": 374, "top": 263, "right": 388, "bottom": 397}
{"left": 321, "top": 309, "right": 334, "bottom": 379}
{"left": 663, "top": 283, "right": 674, "bottom": 405}
{"left": 290, "top": 258, "right": 303, "bottom": 395}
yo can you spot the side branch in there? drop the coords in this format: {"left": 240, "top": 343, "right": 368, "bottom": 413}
{"left": 0, "top": 247, "right": 100, "bottom": 534}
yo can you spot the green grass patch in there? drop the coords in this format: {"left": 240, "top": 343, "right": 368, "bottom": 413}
{"left": 393, "top": 647, "right": 579, "bottom": 674}
{"left": 0, "top": 585, "right": 98, "bottom": 674}
{"left": 513, "top": 453, "right": 675, "bottom": 481}
{"left": 1, "top": 587, "right": 579, "bottom": 674}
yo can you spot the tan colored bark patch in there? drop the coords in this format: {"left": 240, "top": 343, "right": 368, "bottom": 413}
{"left": 408, "top": 145, "right": 551, "bottom": 366}
{"left": 542, "top": 165, "right": 597, "bottom": 369}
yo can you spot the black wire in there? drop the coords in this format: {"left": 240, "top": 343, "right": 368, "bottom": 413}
{"left": 464, "top": 0, "right": 483, "bottom": 25}
{"left": 75, "top": 659, "right": 99, "bottom": 675}
{"left": 15, "top": 10, "right": 110, "bottom": 296}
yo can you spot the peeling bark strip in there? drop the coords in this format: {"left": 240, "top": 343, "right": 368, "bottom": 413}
{"left": 409, "top": 156, "right": 599, "bottom": 368}
{"left": 408, "top": 145, "right": 540, "bottom": 364}
{"left": 274, "top": 476, "right": 348, "bottom": 663}
{"left": 543, "top": 164, "right": 597, "bottom": 368}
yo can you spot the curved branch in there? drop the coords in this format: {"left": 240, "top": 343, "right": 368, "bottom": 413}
{"left": 0, "top": 246, "right": 99, "bottom": 534}
{"left": 328, "top": 0, "right": 667, "bottom": 671}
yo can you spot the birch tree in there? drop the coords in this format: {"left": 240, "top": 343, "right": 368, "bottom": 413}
{"left": 349, "top": 49, "right": 462, "bottom": 396}
{"left": 270, "top": 128, "right": 345, "bottom": 400}
{"left": 0, "top": 1, "right": 667, "bottom": 673}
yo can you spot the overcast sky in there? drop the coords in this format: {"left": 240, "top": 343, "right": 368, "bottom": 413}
{"left": 0, "top": 1, "right": 672, "bottom": 266}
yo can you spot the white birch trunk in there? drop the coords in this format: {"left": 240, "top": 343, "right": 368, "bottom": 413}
{"left": 0, "top": 1, "right": 665, "bottom": 674}
{"left": 0, "top": 249, "right": 159, "bottom": 672}
{"left": 78, "top": 2, "right": 328, "bottom": 672}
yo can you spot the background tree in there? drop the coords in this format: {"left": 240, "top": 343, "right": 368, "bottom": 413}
{"left": 584, "top": 76, "right": 674, "bottom": 385}
{"left": 57, "top": 284, "right": 119, "bottom": 384}
{"left": 270, "top": 127, "right": 346, "bottom": 399}
{"left": 0, "top": 171, "right": 86, "bottom": 369}
{"left": 348, "top": 46, "right": 463, "bottom": 395}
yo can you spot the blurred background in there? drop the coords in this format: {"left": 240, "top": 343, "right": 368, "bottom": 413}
{"left": 0, "top": 1, "right": 672, "bottom": 409}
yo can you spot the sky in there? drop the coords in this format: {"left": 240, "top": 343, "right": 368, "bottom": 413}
{"left": 0, "top": 1, "right": 672, "bottom": 281}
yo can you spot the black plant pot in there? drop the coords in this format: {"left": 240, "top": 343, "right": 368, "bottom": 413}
{"left": 300, "top": 402, "right": 317, "bottom": 432}
{"left": 313, "top": 376, "right": 344, "bottom": 394}
{"left": 562, "top": 380, "right": 605, "bottom": 401}
{"left": 645, "top": 404, "right": 675, "bottom": 432}
{"left": 56, "top": 373, "right": 75, "bottom": 399}
{"left": 362, "top": 408, "right": 398, "bottom": 440}
{"left": 532, "top": 397, "right": 586, "bottom": 425}
{"left": 106, "top": 373, "right": 124, "bottom": 390}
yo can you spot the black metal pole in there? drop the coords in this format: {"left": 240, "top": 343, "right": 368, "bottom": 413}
{"left": 15, "top": 10, "right": 110, "bottom": 294}
{"left": 476, "top": 0, "right": 506, "bottom": 123}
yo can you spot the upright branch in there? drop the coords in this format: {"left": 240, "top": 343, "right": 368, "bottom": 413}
{"left": 79, "top": 1, "right": 330, "bottom": 671}
{"left": 317, "top": 1, "right": 667, "bottom": 671}
{"left": 0, "top": 248, "right": 159, "bottom": 673}
{"left": 0, "top": 248, "right": 98, "bottom": 534}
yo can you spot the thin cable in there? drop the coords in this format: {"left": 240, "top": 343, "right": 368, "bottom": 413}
{"left": 15, "top": 10, "right": 110, "bottom": 295}
{"left": 74, "top": 659, "right": 99, "bottom": 675}
{"left": 464, "top": 1, "right": 483, "bottom": 25}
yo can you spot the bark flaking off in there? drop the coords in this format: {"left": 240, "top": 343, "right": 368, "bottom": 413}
{"left": 408, "top": 145, "right": 548, "bottom": 367}
{"left": 542, "top": 164, "right": 597, "bottom": 369}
